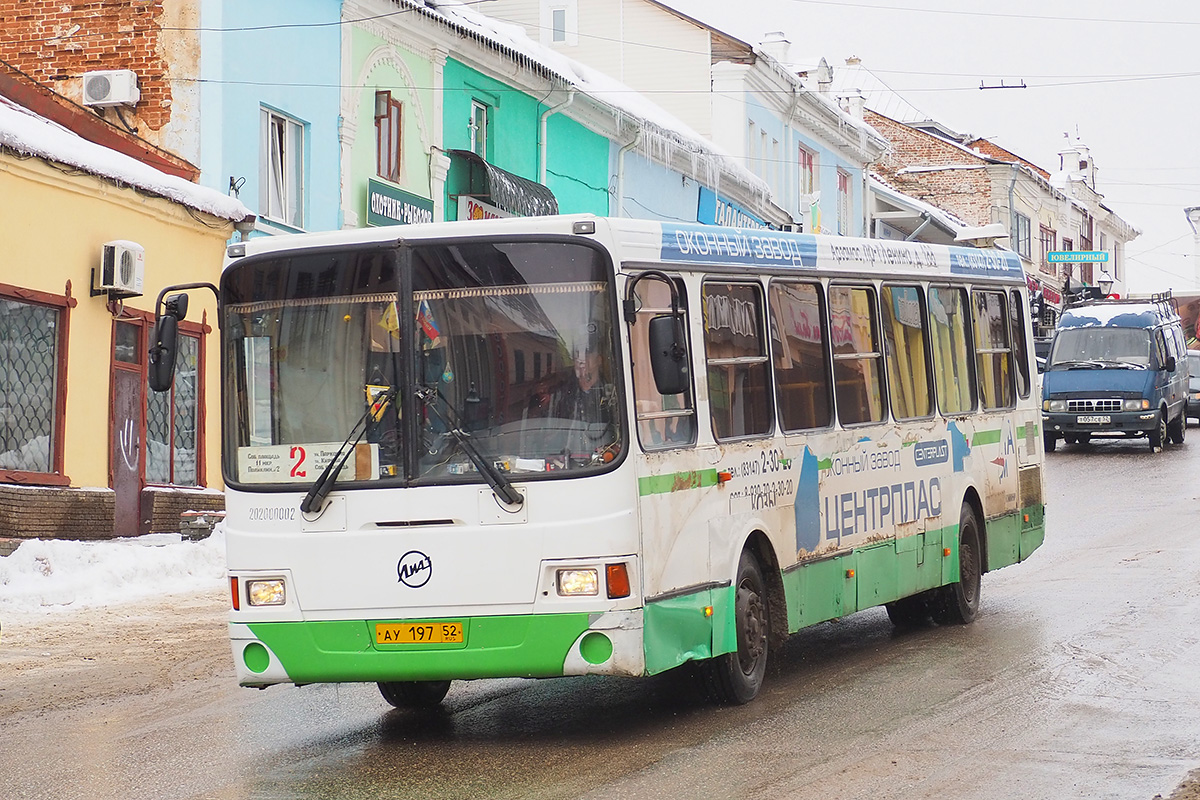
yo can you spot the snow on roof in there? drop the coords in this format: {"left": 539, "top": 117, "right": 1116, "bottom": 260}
{"left": 426, "top": 0, "right": 770, "bottom": 196}
{"left": 869, "top": 172, "right": 968, "bottom": 233}
{"left": 0, "top": 95, "right": 250, "bottom": 221}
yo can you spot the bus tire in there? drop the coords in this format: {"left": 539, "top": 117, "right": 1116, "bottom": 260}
{"left": 378, "top": 680, "right": 451, "bottom": 709}
{"left": 700, "top": 549, "right": 769, "bottom": 704}
{"left": 933, "top": 504, "right": 982, "bottom": 626}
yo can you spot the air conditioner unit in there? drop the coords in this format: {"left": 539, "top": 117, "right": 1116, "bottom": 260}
{"left": 82, "top": 70, "right": 140, "bottom": 107}
{"left": 97, "top": 241, "right": 145, "bottom": 297}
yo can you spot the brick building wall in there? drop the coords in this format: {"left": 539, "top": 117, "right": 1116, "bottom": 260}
{"left": 866, "top": 110, "right": 996, "bottom": 227}
{"left": 0, "top": 0, "right": 171, "bottom": 131}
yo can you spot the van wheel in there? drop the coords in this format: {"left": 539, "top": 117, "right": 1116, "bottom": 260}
{"left": 933, "top": 504, "right": 982, "bottom": 625}
{"left": 1168, "top": 412, "right": 1185, "bottom": 445}
{"left": 378, "top": 680, "right": 451, "bottom": 708}
{"left": 1043, "top": 432, "right": 1057, "bottom": 453}
{"left": 1149, "top": 411, "right": 1167, "bottom": 452}
{"left": 700, "top": 549, "right": 769, "bottom": 704}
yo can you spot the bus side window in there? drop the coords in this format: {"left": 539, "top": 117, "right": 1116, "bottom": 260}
{"left": 702, "top": 280, "right": 774, "bottom": 440}
{"left": 768, "top": 280, "right": 833, "bottom": 431}
{"left": 973, "top": 290, "right": 1015, "bottom": 410}
{"left": 828, "top": 285, "right": 886, "bottom": 426}
{"left": 1009, "top": 289, "right": 1031, "bottom": 399}
{"left": 880, "top": 284, "right": 933, "bottom": 420}
{"left": 928, "top": 286, "right": 978, "bottom": 415}
{"left": 630, "top": 276, "right": 696, "bottom": 449}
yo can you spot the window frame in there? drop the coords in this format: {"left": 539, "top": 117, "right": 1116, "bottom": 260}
{"left": 927, "top": 284, "right": 978, "bottom": 416}
{"left": 701, "top": 279, "right": 775, "bottom": 442}
{"left": 630, "top": 275, "right": 697, "bottom": 451}
{"left": 260, "top": 107, "right": 305, "bottom": 229}
{"left": 828, "top": 283, "right": 887, "bottom": 427}
{"left": 768, "top": 279, "right": 834, "bottom": 433}
{"left": 469, "top": 100, "right": 489, "bottom": 159}
{"left": 971, "top": 289, "right": 1016, "bottom": 411}
{"left": 837, "top": 169, "right": 852, "bottom": 235}
{"left": 374, "top": 90, "right": 403, "bottom": 183}
{"left": 797, "top": 144, "right": 816, "bottom": 197}
{"left": 880, "top": 283, "right": 935, "bottom": 421}
{"left": 1014, "top": 213, "right": 1032, "bottom": 260}
{"left": 0, "top": 282, "right": 75, "bottom": 486}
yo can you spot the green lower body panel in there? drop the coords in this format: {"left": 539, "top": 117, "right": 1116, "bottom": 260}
{"left": 642, "top": 585, "right": 734, "bottom": 676}
{"left": 245, "top": 612, "right": 592, "bottom": 683}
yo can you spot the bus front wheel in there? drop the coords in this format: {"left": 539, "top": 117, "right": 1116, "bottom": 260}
{"left": 378, "top": 680, "right": 451, "bottom": 709}
{"left": 701, "top": 549, "right": 769, "bottom": 704}
{"left": 933, "top": 504, "right": 982, "bottom": 625}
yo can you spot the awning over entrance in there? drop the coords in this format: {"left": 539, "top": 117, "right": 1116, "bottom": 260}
{"left": 446, "top": 149, "right": 558, "bottom": 218}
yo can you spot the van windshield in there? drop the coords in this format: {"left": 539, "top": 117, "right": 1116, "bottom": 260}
{"left": 1049, "top": 327, "right": 1152, "bottom": 368}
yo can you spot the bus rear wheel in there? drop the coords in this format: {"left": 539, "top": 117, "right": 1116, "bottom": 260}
{"left": 933, "top": 504, "right": 982, "bottom": 625}
{"left": 378, "top": 680, "right": 451, "bottom": 709}
{"left": 700, "top": 549, "right": 769, "bottom": 704}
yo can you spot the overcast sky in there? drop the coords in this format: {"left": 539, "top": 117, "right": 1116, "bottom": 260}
{"left": 669, "top": 0, "right": 1200, "bottom": 294}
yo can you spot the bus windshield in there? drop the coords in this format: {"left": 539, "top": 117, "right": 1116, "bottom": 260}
{"left": 221, "top": 239, "right": 622, "bottom": 488}
{"left": 1048, "top": 326, "right": 1152, "bottom": 368}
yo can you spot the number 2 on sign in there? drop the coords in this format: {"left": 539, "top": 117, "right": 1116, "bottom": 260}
{"left": 290, "top": 446, "right": 307, "bottom": 478}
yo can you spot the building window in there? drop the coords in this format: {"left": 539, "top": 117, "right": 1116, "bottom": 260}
{"left": 798, "top": 145, "right": 816, "bottom": 197}
{"left": 1013, "top": 212, "right": 1032, "bottom": 259}
{"left": 261, "top": 107, "right": 305, "bottom": 228}
{"left": 146, "top": 333, "right": 200, "bottom": 486}
{"left": 0, "top": 290, "right": 69, "bottom": 480}
{"left": 375, "top": 91, "right": 402, "bottom": 183}
{"left": 469, "top": 100, "right": 489, "bottom": 159}
{"left": 837, "top": 169, "right": 852, "bottom": 235}
{"left": 1039, "top": 225, "right": 1056, "bottom": 275}
{"left": 541, "top": 1, "right": 577, "bottom": 45}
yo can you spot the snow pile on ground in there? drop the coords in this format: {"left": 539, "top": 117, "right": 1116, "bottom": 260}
{"left": 0, "top": 527, "right": 226, "bottom": 614}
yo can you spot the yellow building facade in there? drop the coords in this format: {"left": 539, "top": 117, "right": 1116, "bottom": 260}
{"left": 0, "top": 121, "right": 247, "bottom": 540}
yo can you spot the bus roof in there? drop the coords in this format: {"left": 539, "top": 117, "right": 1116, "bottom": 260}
{"left": 226, "top": 215, "right": 1025, "bottom": 283}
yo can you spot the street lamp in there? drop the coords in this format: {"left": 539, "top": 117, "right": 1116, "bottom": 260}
{"left": 1098, "top": 269, "right": 1114, "bottom": 297}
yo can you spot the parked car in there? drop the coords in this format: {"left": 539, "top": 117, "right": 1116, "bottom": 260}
{"left": 1042, "top": 293, "right": 1189, "bottom": 453}
{"left": 1188, "top": 350, "right": 1200, "bottom": 425}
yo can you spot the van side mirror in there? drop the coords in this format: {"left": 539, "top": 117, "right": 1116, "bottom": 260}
{"left": 149, "top": 293, "right": 189, "bottom": 392}
{"left": 648, "top": 314, "right": 689, "bottom": 396}
{"left": 1165, "top": 355, "right": 1177, "bottom": 373}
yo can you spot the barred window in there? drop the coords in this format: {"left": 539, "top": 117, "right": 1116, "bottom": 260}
{"left": 0, "top": 295, "right": 64, "bottom": 476}
{"left": 146, "top": 333, "right": 200, "bottom": 486}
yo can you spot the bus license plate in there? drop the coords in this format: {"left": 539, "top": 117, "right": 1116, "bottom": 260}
{"left": 1077, "top": 415, "right": 1110, "bottom": 424}
{"left": 375, "top": 621, "right": 464, "bottom": 645}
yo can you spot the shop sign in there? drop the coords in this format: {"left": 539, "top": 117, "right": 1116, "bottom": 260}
{"left": 367, "top": 179, "right": 434, "bottom": 227}
{"left": 1047, "top": 250, "right": 1108, "bottom": 263}
{"left": 458, "top": 196, "right": 512, "bottom": 221}
{"left": 697, "top": 186, "right": 768, "bottom": 229}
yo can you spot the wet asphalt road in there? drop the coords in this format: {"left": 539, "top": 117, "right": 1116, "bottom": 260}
{"left": 4, "top": 431, "right": 1200, "bottom": 800}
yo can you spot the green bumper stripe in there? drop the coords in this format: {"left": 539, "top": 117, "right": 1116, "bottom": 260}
{"left": 246, "top": 613, "right": 592, "bottom": 683}
{"left": 638, "top": 469, "right": 720, "bottom": 496}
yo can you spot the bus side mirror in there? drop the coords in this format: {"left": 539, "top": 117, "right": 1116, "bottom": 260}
{"left": 149, "top": 293, "right": 189, "bottom": 392}
{"left": 648, "top": 314, "right": 689, "bottom": 396}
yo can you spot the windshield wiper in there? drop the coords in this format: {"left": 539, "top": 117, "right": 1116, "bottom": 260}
{"left": 300, "top": 385, "right": 399, "bottom": 514}
{"left": 416, "top": 386, "right": 524, "bottom": 507}
{"left": 1053, "top": 359, "right": 1105, "bottom": 369}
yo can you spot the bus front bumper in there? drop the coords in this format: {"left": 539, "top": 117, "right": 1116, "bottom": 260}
{"left": 229, "top": 609, "right": 645, "bottom": 687}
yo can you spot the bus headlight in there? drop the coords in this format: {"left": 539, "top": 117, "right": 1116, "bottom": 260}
{"left": 247, "top": 579, "right": 286, "bottom": 606}
{"left": 1123, "top": 398, "right": 1149, "bottom": 411}
{"left": 1044, "top": 399, "right": 1066, "bottom": 412}
{"left": 556, "top": 568, "right": 599, "bottom": 596}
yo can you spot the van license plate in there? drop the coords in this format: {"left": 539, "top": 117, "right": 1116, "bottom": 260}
{"left": 1077, "top": 415, "right": 1110, "bottom": 424}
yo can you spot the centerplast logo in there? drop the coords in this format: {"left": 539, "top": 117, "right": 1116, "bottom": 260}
{"left": 397, "top": 550, "right": 432, "bottom": 588}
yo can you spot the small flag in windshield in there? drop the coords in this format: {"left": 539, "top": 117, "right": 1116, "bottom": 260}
{"left": 417, "top": 299, "right": 443, "bottom": 348}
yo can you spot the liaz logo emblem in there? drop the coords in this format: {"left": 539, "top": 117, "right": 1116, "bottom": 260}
{"left": 397, "top": 550, "right": 432, "bottom": 588}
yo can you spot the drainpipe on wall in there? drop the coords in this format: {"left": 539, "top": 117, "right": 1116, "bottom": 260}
{"left": 539, "top": 89, "right": 575, "bottom": 185}
{"left": 615, "top": 128, "right": 642, "bottom": 217}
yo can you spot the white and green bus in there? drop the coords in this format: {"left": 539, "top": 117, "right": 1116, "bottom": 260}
{"left": 152, "top": 215, "right": 1045, "bottom": 706}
